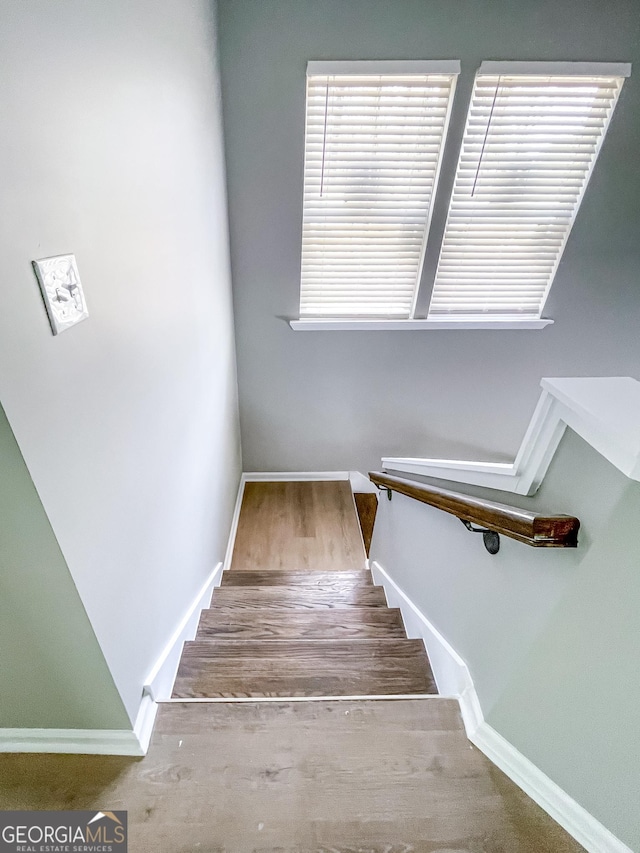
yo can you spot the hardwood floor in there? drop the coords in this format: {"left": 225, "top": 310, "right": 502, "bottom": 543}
{"left": 0, "top": 700, "right": 584, "bottom": 852}
{"left": 230, "top": 480, "right": 366, "bottom": 571}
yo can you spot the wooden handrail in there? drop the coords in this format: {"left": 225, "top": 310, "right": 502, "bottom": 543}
{"left": 369, "top": 472, "right": 579, "bottom": 548}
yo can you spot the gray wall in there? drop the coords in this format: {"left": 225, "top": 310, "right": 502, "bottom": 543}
{"left": 0, "top": 403, "right": 129, "bottom": 729}
{"left": 218, "top": 0, "right": 640, "bottom": 473}
{"left": 0, "top": 0, "right": 241, "bottom": 724}
{"left": 370, "top": 430, "right": 640, "bottom": 849}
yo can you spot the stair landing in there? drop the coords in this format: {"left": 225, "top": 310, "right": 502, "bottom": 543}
{"left": 230, "top": 480, "right": 366, "bottom": 571}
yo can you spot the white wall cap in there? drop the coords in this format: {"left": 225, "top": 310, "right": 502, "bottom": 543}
{"left": 383, "top": 377, "right": 640, "bottom": 492}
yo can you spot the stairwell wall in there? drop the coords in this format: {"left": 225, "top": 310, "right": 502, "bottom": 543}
{"left": 0, "top": 0, "right": 241, "bottom": 725}
{"left": 369, "top": 428, "right": 640, "bottom": 850}
{"left": 0, "top": 403, "right": 129, "bottom": 729}
{"left": 218, "top": 0, "right": 640, "bottom": 474}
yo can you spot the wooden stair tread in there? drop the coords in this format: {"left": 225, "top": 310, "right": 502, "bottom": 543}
{"left": 173, "top": 639, "right": 436, "bottom": 698}
{"left": 196, "top": 607, "right": 406, "bottom": 640}
{"left": 221, "top": 570, "right": 373, "bottom": 587}
{"left": 209, "top": 585, "right": 387, "bottom": 609}
{"left": 182, "top": 638, "right": 427, "bottom": 659}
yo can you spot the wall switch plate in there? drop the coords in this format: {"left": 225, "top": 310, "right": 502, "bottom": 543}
{"left": 32, "top": 254, "right": 88, "bottom": 335}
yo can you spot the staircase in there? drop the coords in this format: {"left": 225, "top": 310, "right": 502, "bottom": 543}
{"left": 172, "top": 568, "right": 437, "bottom": 698}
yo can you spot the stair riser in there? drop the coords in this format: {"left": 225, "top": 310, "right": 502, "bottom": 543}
{"left": 172, "top": 685, "right": 433, "bottom": 699}
{"left": 210, "top": 587, "right": 387, "bottom": 610}
{"left": 196, "top": 624, "right": 407, "bottom": 640}
{"left": 221, "top": 570, "right": 373, "bottom": 587}
{"left": 182, "top": 638, "right": 427, "bottom": 659}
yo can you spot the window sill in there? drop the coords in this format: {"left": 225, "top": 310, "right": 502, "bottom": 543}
{"left": 289, "top": 318, "right": 554, "bottom": 331}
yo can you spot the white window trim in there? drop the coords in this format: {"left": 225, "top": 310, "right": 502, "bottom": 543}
{"left": 290, "top": 318, "right": 553, "bottom": 331}
{"left": 409, "top": 66, "right": 459, "bottom": 319}
{"left": 479, "top": 60, "right": 631, "bottom": 78}
{"left": 307, "top": 60, "right": 461, "bottom": 76}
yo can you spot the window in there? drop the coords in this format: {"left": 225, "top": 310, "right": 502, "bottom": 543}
{"left": 428, "top": 62, "right": 629, "bottom": 321}
{"left": 295, "top": 60, "right": 629, "bottom": 329}
{"left": 300, "top": 61, "right": 459, "bottom": 318}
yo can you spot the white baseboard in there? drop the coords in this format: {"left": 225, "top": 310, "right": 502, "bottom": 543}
{"left": 0, "top": 727, "right": 145, "bottom": 756}
{"left": 370, "top": 561, "right": 479, "bottom": 713}
{"left": 349, "top": 471, "right": 379, "bottom": 493}
{"left": 223, "top": 476, "right": 247, "bottom": 571}
{"left": 370, "top": 559, "right": 632, "bottom": 853}
{"left": 132, "top": 692, "right": 158, "bottom": 755}
{"left": 471, "top": 724, "right": 633, "bottom": 853}
{"left": 243, "top": 471, "right": 349, "bottom": 481}
{"left": 143, "top": 562, "right": 223, "bottom": 701}
{"left": 242, "top": 471, "right": 374, "bottom": 493}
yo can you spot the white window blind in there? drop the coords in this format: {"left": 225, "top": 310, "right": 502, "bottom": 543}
{"left": 300, "top": 62, "right": 459, "bottom": 318}
{"left": 428, "top": 63, "right": 628, "bottom": 319}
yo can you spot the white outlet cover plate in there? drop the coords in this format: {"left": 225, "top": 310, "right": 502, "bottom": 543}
{"left": 32, "top": 254, "right": 88, "bottom": 335}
